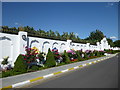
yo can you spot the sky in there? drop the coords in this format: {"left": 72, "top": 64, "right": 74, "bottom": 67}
{"left": 2, "top": 2, "right": 118, "bottom": 40}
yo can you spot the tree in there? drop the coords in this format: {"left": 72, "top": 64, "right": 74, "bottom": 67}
{"left": 114, "top": 40, "right": 120, "bottom": 47}
{"left": 107, "top": 38, "right": 114, "bottom": 47}
{"left": 13, "top": 54, "right": 27, "bottom": 73}
{"left": 85, "top": 30, "right": 105, "bottom": 42}
{"left": 45, "top": 48, "right": 56, "bottom": 67}
{"left": 18, "top": 26, "right": 24, "bottom": 31}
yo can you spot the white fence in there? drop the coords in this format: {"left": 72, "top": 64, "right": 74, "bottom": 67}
{"left": 0, "top": 31, "right": 119, "bottom": 67}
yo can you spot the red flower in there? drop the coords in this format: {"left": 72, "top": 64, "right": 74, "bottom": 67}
{"left": 24, "top": 58, "right": 27, "bottom": 60}
{"left": 36, "top": 57, "right": 39, "bottom": 59}
{"left": 27, "top": 62, "right": 30, "bottom": 63}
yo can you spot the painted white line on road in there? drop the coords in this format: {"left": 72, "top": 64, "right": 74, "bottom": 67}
{"left": 82, "top": 64, "right": 86, "bottom": 66}
{"left": 74, "top": 66, "right": 79, "bottom": 69}
{"left": 94, "top": 61, "right": 96, "bottom": 63}
{"left": 43, "top": 73, "right": 54, "bottom": 78}
{"left": 12, "top": 80, "right": 30, "bottom": 88}
{"left": 89, "top": 62, "right": 92, "bottom": 64}
{"left": 61, "top": 69, "right": 69, "bottom": 72}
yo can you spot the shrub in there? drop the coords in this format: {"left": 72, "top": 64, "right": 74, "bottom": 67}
{"left": 63, "top": 50, "right": 71, "bottom": 64}
{"left": 45, "top": 48, "right": 56, "bottom": 68}
{"left": 2, "top": 56, "right": 9, "bottom": 65}
{"left": 84, "top": 53, "right": 88, "bottom": 59}
{"left": 13, "top": 54, "right": 27, "bottom": 73}
{"left": 30, "top": 65, "right": 39, "bottom": 71}
{"left": 2, "top": 70, "right": 13, "bottom": 77}
{"left": 90, "top": 52, "right": 94, "bottom": 57}
{"left": 23, "top": 47, "right": 38, "bottom": 65}
{"left": 76, "top": 51, "right": 83, "bottom": 61}
{"left": 37, "top": 52, "right": 46, "bottom": 64}
{"left": 96, "top": 51, "right": 100, "bottom": 57}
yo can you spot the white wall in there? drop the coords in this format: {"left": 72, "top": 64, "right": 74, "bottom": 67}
{"left": 0, "top": 32, "right": 117, "bottom": 67}
{"left": 0, "top": 33, "right": 20, "bottom": 66}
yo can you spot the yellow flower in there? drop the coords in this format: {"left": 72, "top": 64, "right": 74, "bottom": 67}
{"left": 32, "top": 47, "right": 40, "bottom": 53}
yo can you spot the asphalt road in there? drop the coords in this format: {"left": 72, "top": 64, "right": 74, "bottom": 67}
{"left": 22, "top": 54, "right": 119, "bottom": 88}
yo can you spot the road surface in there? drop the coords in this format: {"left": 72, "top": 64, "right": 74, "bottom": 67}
{"left": 21, "top": 54, "right": 119, "bottom": 88}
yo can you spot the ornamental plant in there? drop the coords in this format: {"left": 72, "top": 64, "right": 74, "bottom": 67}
{"left": 99, "top": 50, "right": 105, "bottom": 56}
{"left": 37, "top": 52, "right": 46, "bottom": 64}
{"left": 96, "top": 51, "right": 100, "bottom": 57}
{"left": 2, "top": 56, "right": 9, "bottom": 65}
{"left": 84, "top": 52, "right": 88, "bottom": 59}
{"left": 63, "top": 50, "right": 71, "bottom": 64}
{"left": 52, "top": 47, "right": 61, "bottom": 62}
{"left": 23, "top": 46, "right": 38, "bottom": 66}
{"left": 45, "top": 48, "right": 56, "bottom": 68}
{"left": 89, "top": 52, "right": 94, "bottom": 58}
{"left": 67, "top": 50, "right": 77, "bottom": 60}
{"left": 13, "top": 54, "right": 27, "bottom": 74}
{"left": 75, "top": 51, "right": 83, "bottom": 61}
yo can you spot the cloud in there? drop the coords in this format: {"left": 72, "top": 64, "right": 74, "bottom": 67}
{"left": 105, "top": 2, "right": 114, "bottom": 7}
{"left": 14, "top": 22, "right": 22, "bottom": 26}
{"left": 15, "top": 22, "right": 19, "bottom": 25}
{"left": 110, "top": 36, "right": 117, "bottom": 39}
{"left": 75, "top": 33, "right": 79, "bottom": 37}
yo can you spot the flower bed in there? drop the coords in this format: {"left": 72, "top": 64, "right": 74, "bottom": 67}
{"left": 1, "top": 48, "right": 119, "bottom": 78}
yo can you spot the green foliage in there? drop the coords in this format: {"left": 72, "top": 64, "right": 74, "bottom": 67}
{"left": 45, "top": 48, "right": 56, "bottom": 68}
{"left": 113, "top": 40, "right": 120, "bottom": 47}
{"left": 96, "top": 51, "right": 100, "bottom": 57}
{"left": 107, "top": 38, "right": 114, "bottom": 47}
{"left": 75, "top": 51, "right": 83, "bottom": 61}
{"left": 2, "top": 70, "right": 12, "bottom": 77}
{"left": 37, "top": 52, "right": 45, "bottom": 62}
{"left": 1, "top": 26, "right": 110, "bottom": 45}
{"left": 63, "top": 50, "right": 71, "bottom": 64}
{"left": 29, "top": 65, "right": 39, "bottom": 71}
{"left": 104, "top": 49, "right": 120, "bottom": 54}
{"left": 84, "top": 53, "right": 88, "bottom": 59}
{"left": 85, "top": 30, "right": 105, "bottom": 43}
{"left": 2, "top": 56, "right": 9, "bottom": 65}
{"left": 13, "top": 54, "right": 27, "bottom": 73}
{"left": 90, "top": 52, "right": 94, "bottom": 57}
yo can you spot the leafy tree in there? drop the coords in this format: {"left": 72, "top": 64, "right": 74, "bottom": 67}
{"left": 114, "top": 40, "right": 120, "bottom": 47}
{"left": 18, "top": 26, "right": 24, "bottom": 31}
{"left": 45, "top": 48, "right": 56, "bottom": 67}
{"left": 107, "top": 38, "right": 114, "bottom": 47}
{"left": 85, "top": 30, "right": 105, "bottom": 42}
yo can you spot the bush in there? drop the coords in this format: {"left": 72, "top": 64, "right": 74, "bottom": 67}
{"left": 84, "top": 53, "right": 88, "bottom": 59}
{"left": 13, "top": 54, "right": 27, "bottom": 73}
{"left": 2, "top": 70, "right": 13, "bottom": 77}
{"left": 2, "top": 56, "right": 9, "bottom": 65}
{"left": 30, "top": 65, "right": 39, "bottom": 71}
{"left": 76, "top": 51, "right": 83, "bottom": 61}
{"left": 63, "top": 50, "right": 71, "bottom": 64}
{"left": 96, "top": 51, "right": 100, "bottom": 57}
{"left": 45, "top": 48, "right": 56, "bottom": 68}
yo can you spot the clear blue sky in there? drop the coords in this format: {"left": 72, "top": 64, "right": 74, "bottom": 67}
{"left": 2, "top": 2, "right": 118, "bottom": 40}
